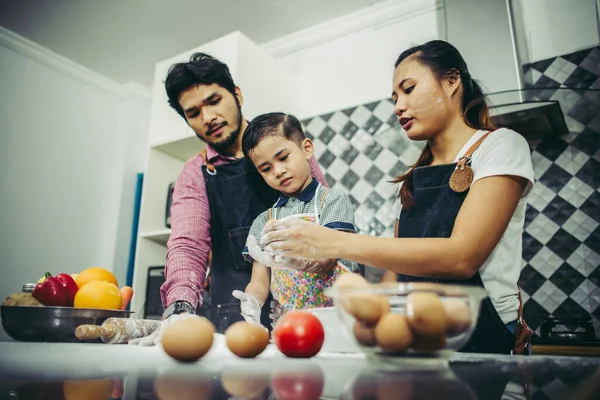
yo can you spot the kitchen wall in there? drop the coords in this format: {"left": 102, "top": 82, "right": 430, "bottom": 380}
{"left": 519, "top": 46, "right": 600, "bottom": 336}
{"left": 263, "top": 0, "right": 444, "bottom": 119}
{"left": 0, "top": 28, "right": 150, "bottom": 340}
{"left": 518, "top": 0, "right": 600, "bottom": 63}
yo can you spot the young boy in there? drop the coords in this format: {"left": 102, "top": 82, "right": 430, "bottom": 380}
{"left": 232, "top": 112, "right": 359, "bottom": 326}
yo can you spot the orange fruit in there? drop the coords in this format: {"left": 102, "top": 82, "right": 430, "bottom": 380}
{"left": 75, "top": 267, "right": 118, "bottom": 288}
{"left": 74, "top": 281, "right": 122, "bottom": 310}
{"left": 63, "top": 379, "right": 113, "bottom": 400}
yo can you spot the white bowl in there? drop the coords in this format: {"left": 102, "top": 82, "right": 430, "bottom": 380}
{"left": 307, "top": 307, "right": 361, "bottom": 354}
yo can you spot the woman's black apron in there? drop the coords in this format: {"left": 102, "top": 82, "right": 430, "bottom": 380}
{"left": 396, "top": 162, "right": 516, "bottom": 354}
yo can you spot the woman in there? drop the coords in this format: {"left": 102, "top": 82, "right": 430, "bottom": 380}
{"left": 259, "top": 40, "right": 535, "bottom": 354}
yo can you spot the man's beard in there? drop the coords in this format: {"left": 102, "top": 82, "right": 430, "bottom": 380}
{"left": 197, "top": 100, "right": 243, "bottom": 154}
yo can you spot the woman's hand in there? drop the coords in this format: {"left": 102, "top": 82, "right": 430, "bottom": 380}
{"left": 261, "top": 218, "right": 341, "bottom": 261}
{"left": 250, "top": 230, "right": 337, "bottom": 273}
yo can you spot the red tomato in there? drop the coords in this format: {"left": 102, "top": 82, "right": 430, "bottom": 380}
{"left": 270, "top": 368, "right": 324, "bottom": 400}
{"left": 273, "top": 311, "right": 324, "bottom": 358}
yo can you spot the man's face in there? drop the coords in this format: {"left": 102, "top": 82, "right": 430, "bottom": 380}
{"left": 178, "top": 83, "right": 243, "bottom": 152}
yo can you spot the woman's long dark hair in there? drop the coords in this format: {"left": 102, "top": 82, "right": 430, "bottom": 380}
{"left": 392, "top": 40, "right": 496, "bottom": 209}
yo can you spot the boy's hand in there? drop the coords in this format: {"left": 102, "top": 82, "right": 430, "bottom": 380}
{"left": 247, "top": 235, "right": 278, "bottom": 267}
{"left": 232, "top": 290, "right": 261, "bottom": 324}
{"left": 248, "top": 234, "right": 336, "bottom": 273}
{"left": 274, "top": 257, "right": 337, "bottom": 274}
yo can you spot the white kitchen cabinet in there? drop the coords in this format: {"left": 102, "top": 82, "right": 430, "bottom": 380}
{"left": 130, "top": 31, "right": 297, "bottom": 318}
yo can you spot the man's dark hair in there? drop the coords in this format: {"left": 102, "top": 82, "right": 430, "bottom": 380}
{"left": 242, "top": 112, "right": 306, "bottom": 159}
{"left": 165, "top": 53, "right": 236, "bottom": 119}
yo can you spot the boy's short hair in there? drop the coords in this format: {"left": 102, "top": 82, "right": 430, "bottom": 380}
{"left": 242, "top": 112, "right": 306, "bottom": 159}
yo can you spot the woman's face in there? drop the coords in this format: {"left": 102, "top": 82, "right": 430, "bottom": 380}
{"left": 391, "top": 57, "right": 457, "bottom": 141}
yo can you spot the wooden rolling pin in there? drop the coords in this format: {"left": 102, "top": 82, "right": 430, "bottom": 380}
{"left": 75, "top": 317, "right": 161, "bottom": 344}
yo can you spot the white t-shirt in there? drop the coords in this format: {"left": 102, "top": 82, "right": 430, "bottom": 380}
{"left": 393, "top": 128, "right": 535, "bottom": 324}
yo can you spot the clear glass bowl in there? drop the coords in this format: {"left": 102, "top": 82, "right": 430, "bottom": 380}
{"left": 324, "top": 282, "right": 487, "bottom": 369}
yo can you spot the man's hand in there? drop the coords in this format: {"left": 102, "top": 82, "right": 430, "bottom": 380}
{"left": 232, "top": 290, "right": 261, "bottom": 324}
{"left": 128, "top": 313, "right": 198, "bottom": 346}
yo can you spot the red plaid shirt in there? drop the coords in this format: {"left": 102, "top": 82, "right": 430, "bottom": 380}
{"left": 160, "top": 145, "right": 328, "bottom": 309}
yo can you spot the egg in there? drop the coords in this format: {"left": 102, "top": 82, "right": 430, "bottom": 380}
{"left": 376, "top": 296, "right": 391, "bottom": 315}
{"left": 221, "top": 370, "right": 268, "bottom": 399}
{"left": 443, "top": 298, "right": 471, "bottom": 335}
{"left": 335, "top": 273, "right": 369, "bottom": 289}
{"left": 405, "top": 292, "right": 447, "bottom": 337}
{"left": 375, "top": 313, "right": 413, "bottom": 352}
{"left": 411, "top": 334, "right": 447, "bottom": 352}
{"left": 346, "top": 294, "right": 387, "bottom": 324}
{"left": 353, "top": 321, "right": 377, "bottom": 347}
{"left": 352, "top": 374, "right": 412, "bottom": 400}
{"left": 225, "top": 321, "right": 270, "bottom": 358}
{"left": 161, "top": 317, "right": 215, "bottom": 362}
{"left": 153, "top": 377, "right": 214, "bottom": 400}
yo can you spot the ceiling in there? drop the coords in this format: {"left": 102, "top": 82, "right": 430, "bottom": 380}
{"left": 0, "top": 0, "right": 386, "bottom": 86}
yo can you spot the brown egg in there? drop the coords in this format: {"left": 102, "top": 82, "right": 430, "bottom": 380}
{"left": 154, "top": 377, "right": 214, "bottom": 400}
{"left": 443, "top": 298, "right": 471, "bottom": 334}
{"left": 405, "top": 292, "right": 447, "bottom": 336}
{"left": 161, "top": 317, "right": 215, "bottom": 362}
{"left": 375, "top": 313, "right": 413, "bottom": 353}
{"left": 346, "top": 294, "right": 386, "bottom": 324}
{"left": 225, "top": 321, "right": 270, "bottom": 358}
{"left": 376, "top": 295, "right": 391, "bottom": 315}
{"left": 411, "top": 334, "right": 447, "bottom": 352}
{"left": 63, "top": 379, "right": 113, "bottom": 400}
{"left": 351, "top": 374, "right": 412, "bottom": 400}
{"left": 335, "top": 273, "right": 368, "bottom": 289}
{"left": 221, "top": 370, "right": 268, "bottom": 399}
{"left": 353, "top": 321, "right": 377, "bottom": 347}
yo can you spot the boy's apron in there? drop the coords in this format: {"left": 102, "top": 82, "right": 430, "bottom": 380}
{"left": 396, "top": 132, "right": 518, "bottom": 354}
{"left": 202, "top": 152, "right": 278, "bottom": 333}
{"left": 268, "top": 183, "right": 350, "bottom": 325}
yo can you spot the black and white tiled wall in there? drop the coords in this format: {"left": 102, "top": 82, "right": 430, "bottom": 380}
{"left": 303, "top": 45, "right": 600, "bottom": 337}
{"left": 520, "top": 46, "right": 600, "bottom": 336}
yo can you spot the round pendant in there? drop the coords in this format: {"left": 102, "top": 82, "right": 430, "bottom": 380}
{"left": 449, "top": 165, "right": 474, "bottom": 193}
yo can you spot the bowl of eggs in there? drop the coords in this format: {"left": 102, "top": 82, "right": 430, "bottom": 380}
{"left": 324, "top": 275, "right": 487, "bottom": 369}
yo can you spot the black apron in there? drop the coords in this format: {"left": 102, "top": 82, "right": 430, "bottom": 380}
{"left": 202, "top": 157, "right": 278, "bottom": 333}
{"left": 396, "top": 163, "right": 516, "bottom": 354}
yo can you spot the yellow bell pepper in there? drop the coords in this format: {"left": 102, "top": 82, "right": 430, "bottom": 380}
{"left": 38, "top": 273, "right": 78, "bottom": 284}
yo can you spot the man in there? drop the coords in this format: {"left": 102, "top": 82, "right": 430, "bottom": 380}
{"left": 130, "top": 53, "right": 329, "bottom": 344}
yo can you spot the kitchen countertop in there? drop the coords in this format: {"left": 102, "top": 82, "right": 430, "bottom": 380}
{"left": 1, "top": 336, "right": 599, "bottom": 399}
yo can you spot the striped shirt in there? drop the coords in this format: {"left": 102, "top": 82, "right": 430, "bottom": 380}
{"left": 160, "top": 144, "right": 328, "bottom": 310}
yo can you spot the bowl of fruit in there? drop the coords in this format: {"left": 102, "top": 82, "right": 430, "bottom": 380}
{"left": 1, "top": 267, "right": 134, "bottom": 342}
{"left": 324, "top": 274, "right": 487, "bottom": 368}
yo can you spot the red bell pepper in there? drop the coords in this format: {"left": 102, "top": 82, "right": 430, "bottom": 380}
{"left": 32, "top": 272, "right": 68, "bottom": 306}
{"left": 55, "top": 273, "right": 79, "bottom": 306}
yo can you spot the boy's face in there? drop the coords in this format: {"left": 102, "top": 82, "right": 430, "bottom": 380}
{"left": 178, "top": 83, "right": 244, "bottom": 152}
{"left": 248, "top": 135, "right": 314, "bottom": 197}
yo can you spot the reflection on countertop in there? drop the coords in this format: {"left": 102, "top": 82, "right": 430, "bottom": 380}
{"left": 0, "top": 341, "right": 599, "bottom": 399}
